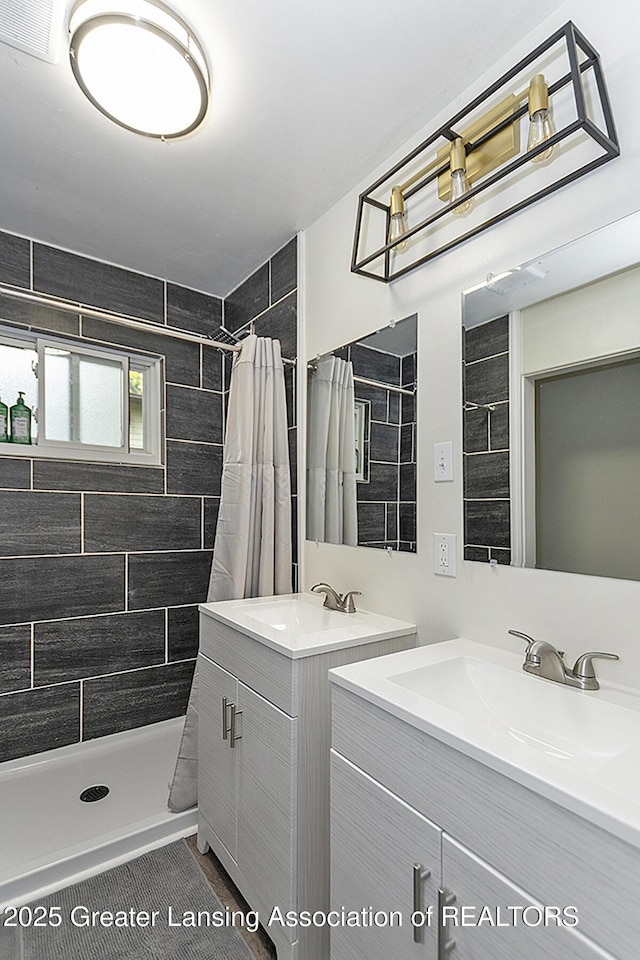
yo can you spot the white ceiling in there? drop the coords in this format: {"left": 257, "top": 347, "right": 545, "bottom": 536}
{"left": 0, "top": 0, "right": 562, "bottom": 298}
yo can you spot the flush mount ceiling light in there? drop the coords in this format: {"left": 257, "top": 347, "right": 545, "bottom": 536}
{"left": 351, "top": 22, "right": 619, "bottom": 283}
{"left": 69, "top": 0, "right": 209, "bottom": 139}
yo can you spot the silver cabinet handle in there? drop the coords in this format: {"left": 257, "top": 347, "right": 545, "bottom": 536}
{"left": 438, "top": 887, "right": 456, "bottom": 959}
{"left": 412, "top": 862, "right": 431, "bottom": 943}
{"left": 229, "top": 702, "right": 242, "bottom": 748}
{"left": 221, "top": 696, "right": 230, "bottom": 740}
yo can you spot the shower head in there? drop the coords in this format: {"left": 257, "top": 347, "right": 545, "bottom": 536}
{"left": 210, "top": 324, "right": 241, "bottom": 345}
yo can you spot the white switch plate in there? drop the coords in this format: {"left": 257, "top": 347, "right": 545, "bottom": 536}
{"left": 434, "top": 533, "right": 457, "bottom": 577}
{"left": 434, "top": 441, "right": 454, "bottom": 482}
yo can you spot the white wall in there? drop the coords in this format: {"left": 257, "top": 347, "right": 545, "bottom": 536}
{"left": 301, "top": 0, "right": 640, "bottom": 687}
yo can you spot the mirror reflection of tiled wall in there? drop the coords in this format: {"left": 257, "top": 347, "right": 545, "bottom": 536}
{"left": 463, "top": 315, "right": 510, "bottom": 564}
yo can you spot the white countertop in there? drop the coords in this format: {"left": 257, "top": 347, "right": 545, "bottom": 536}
{"left": 329, "top": 638, "right": 640, "bottom": 849}
{"left": 199, "top": 593, "right": 416, "bottom": 659}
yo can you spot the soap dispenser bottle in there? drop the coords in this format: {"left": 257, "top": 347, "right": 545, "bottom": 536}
{"left": 0, "top": 396, "right": 8, "bottom": 442}
{"left": 10, "top": 392, "right": 32, "bottom": 444}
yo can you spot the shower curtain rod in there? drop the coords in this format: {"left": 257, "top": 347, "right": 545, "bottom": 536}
{"left": 308, "top": 358, "right": 415, "bottom": 396}
{"left": 0, "top": 283, "right": 297, "bottom": 366}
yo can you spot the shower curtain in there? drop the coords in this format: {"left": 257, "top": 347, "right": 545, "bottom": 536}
{"left": 168, "top": 334, "right": 292, "bottom": 812}
{"left": 306, "top": 355, "right": 357, "bottom": 545}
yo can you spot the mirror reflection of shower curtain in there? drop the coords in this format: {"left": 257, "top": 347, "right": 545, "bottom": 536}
{"left": 307, "top": 356, "right": 357, "bottom": 545}
{"left": 168, "top": 334, "right": 291, "bottom": 813}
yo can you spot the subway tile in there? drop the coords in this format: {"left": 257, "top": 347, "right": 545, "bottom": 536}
{"left": 0, "top": 624, "right": 31, "bottom": 693}
{"left": 166, "top": 385, "right": 223, "bottom": 444}
{"left": 388, "top": 393, "right": 400, "bottom": 424}
{"left": 464, "top": 354, "right": 509, "bottom": 406}
{"left": 490, "top": 547, "right": 511, "bottom": 565}
{"left": 168, "top": 605, "right": 199, "bottom": 661}
{"left": 464, "top": 451, "right": 510, "bottom": 499}
{"left": 0, "top": 291, "right": 80, "bottom": 335}
{"left": 128, "top": 550, "right": 213, "bottom": 609}
{"left": 400, "top": 423, "right": 414, "bottom": 463}
{"left": 399, "top": 502, "right": 416, "bottom": 543}
{"left": 33, "top": 459, "right": 164, "bottom": 493}
{"left": 0, "top": 231, "right": 30, "bottom": 288}
{"left": 0, "top": 457, "right": 31, "bottom": 489}
{"left": 464, "top": 315, "right": 508, "bottom": 363}
{"left": 166, "top": 441, "right": 223, "bottom": 496}
{"left": 464, "top": 408, "right": 489, "bottom": 453}
{"left": 83, "top": 660, "right": 195, "bottom": 740}
{"left": 225, "top": 263, "right": 269, "bottom": 331}
{"left": 350, "top": 344, "right": 400, "bottom": 385}
{"left": 33, "top": 245, "right": 164, "bottom": 323}
{"left": 270, "top": 237, "right": 297, "bottom": 303}
{"left": 357, "top": 502, "right": 386, "bottom": 543}
{"left": 0, "top": 683, "right": 80, "bottom": 762}
{"left": 370, "top": 422, "right": 399, "bottom": 463}
{"left": 167, "top": 283, "right": 222, "bottom": 336}
{"left": 252, "top": 292, "right": 297, "bottom": 362}
{"left": 357, "top": 462, "right": 398, "bottom": 502}
{"left": 386, "top": 502, "right": 398, "bottom": 542}
{"left": 464, "top": 500, "right": 510, "bottom": 549}
{"left": 83, "top": 317, "right": 200, "bottom": 386}
{"left": 402, "top": 353, "right": 416, "bottom": 387}
{"left": 84, "top": 494, "right": 201, "bottom": 552}
{"left": 204, "top": 497, "right": 220, "bottom": 548}
{"left": 34, "top": 610, "right": 165, "bottom": 685}
{"left": 490, "top": 403, "right": 510, "bottom": 450}
{"left": 0, "top": 555, "right": 125, "bottom": 625}
{"left": 465, "top": 545, "right": 490, "bottom": 562}
{"left": 401, "top": 391, "right": 415, "bottom": 425}
{"left": 0, "top": 491, "right": 81, "bottom": 556}
{"left": 202, "top": 346, "right": 224, "bottom": 392}
{"left": 400, "top": 463, "right": 416, "bottom": 502}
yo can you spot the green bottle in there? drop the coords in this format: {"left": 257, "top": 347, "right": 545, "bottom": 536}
{"left": 0, "top": 396, "right": 8, "bottom": 442}
{"left": 10, "top": 392, "right": 32, "bottom": 444}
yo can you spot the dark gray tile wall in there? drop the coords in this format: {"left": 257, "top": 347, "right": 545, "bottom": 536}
{"left": 0, "top": 229, "right": 299, "bottom": 762}
{"left": 350, "top": 345, "right": 417, "bottom": 552}
{"left": 225, "top": 237, "right": 298, "bottom": 589}
{"left": 463, "top": 316, "right": 511, "bottom": 564}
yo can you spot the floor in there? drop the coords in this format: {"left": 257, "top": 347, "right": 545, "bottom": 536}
{"left": 185, "top": 835, "right": 278, "bottom": 960}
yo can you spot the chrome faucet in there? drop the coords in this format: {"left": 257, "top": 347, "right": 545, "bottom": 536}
{"left": 509, "top": 630, "right": 619, "bottom": 691}
{"left": 311, "top": 583, "right": 361, "bottom": 614}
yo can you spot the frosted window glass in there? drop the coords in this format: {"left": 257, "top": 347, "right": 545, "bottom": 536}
{"left": 78, "top": 356, "right": 123, "bottom": 446}
{"left": 44, "top": 350, "right": 72, "bottom": 441}
{"left": 0, "top": 344, "right": 39, "bottom": 439}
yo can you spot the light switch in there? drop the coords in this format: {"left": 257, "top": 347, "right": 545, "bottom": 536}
{"left": 434, "top": 441, "right": 454, "bottom": 482}
{"left": 434, "top": 533, "right": 457, "bottom": 577}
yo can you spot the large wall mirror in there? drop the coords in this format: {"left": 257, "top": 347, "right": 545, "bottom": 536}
{"left": 306, "top": 314, "right": 417, "bottom": 552}
{"left": 462, "top": 211, "right": 640, "bottom": 581}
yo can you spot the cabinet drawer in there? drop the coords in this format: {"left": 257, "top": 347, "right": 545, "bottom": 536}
{"left": 332, "top": 684, "right": 639, "bottom": 959}
{"left": 200, "top": 612, "right": 296, "bottom": 714}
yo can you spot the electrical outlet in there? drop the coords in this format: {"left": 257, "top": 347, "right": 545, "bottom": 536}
{"left": 434, "top": 533, "right": 457, "bottom": 577}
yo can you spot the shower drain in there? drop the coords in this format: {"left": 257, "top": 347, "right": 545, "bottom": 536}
{"left": 80, "top": 785, "right": 110, "bottom": 803}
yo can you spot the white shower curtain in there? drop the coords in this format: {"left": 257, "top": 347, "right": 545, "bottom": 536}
{"left": 168, "top": 334, "right": 292, "bottom": 812}
{"left": 306, "top": 355, "right": 357, "bottom": 545}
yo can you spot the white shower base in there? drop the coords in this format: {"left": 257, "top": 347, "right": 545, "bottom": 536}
{"left": 0, "top": 717, "right": 197, "bottom": 908}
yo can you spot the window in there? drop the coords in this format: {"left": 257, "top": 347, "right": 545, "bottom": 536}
{"left": 0, "top": 327, "right": 162, "bottom": 464}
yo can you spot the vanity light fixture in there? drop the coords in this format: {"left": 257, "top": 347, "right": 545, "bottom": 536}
{"left": 68, "top": 0, "right": 210, "bottom": 139}
{"left": 352, "top": 22, "right": 619, "bottom": 283}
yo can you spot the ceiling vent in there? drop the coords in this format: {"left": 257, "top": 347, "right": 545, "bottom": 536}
{"left": 0, "top": 0, "right": 66, "bottom": 63}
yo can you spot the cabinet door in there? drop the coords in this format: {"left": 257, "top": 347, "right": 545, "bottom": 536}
{"left": 331, "top": 752, "right": 440, "bottom": 960}
{"left": 442, "top": 834, "right": 610, "bottom": 960}
{"left": 198, "top": 654, "right": 238, "bottom": 860}
{"left": 236, "top": 682, "right": 297, "bottom": 924}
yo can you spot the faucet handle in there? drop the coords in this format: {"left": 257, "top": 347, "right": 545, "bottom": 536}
{"left": 508, "top": 629, "right": 537, "bottom": 650}
{"left": 572, "top": 651, "right": 620, "bottom": 680}
{"left": 341, "top": 590, "right": 361, "bottom": 614}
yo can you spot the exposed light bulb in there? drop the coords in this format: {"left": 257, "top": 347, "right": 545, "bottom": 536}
{"left": 527, "top": 74, "right": 555, "bottom": 164}
{"left": 449, "top": 138, "right": 473, "bottom": 216}
{"left": 388, "top": 186, "right": 408, "bottom": 251}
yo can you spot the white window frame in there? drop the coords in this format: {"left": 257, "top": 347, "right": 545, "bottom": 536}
{"left": 0, "top": 325, "right": 162, "bottom": 465}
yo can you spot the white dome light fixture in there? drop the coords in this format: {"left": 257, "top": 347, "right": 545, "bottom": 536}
{"left": 69, "top": 0, "right": 209, "bottom": 139}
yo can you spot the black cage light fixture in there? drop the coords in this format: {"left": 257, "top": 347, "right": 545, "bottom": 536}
{"left": 351, "top": 22, "right": 619, "bottom": 284}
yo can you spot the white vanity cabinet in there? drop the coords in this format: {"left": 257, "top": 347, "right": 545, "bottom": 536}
{"left": 197, "top": 596, "right": 416, "bottom": 960}
{"left": 330, "top": 677, "right": 635, "bottom": 960}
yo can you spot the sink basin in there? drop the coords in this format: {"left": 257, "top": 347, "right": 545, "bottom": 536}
{"left": 199, "top": 593, "right": 416, "bottom": 658}
{"left": 329, "top": 638, "right": 640, "bottom": 847}
{"left": 390, "top": 655, "right": 640, "bottom": 765}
